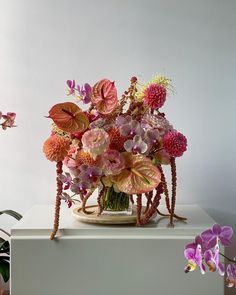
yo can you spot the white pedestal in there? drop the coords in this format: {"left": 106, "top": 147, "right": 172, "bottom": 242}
{"left": 11, "top": 205, "right": 224, "bottom": 295}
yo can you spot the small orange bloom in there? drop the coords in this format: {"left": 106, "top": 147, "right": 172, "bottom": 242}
{"left": 76, "top": 150, "right": 97, "bottom": 167}
{"left": 43, "top": 135, "right": 70, "bottom": 162}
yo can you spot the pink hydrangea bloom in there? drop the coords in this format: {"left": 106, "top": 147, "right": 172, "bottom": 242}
{"left": 82, "top": 128, "right": 110, "bottom": 159}
{"left": 99, "top": 149, "right": 125, "bottom": 176}
{"left": 141, "top": 113, "right": 173, "bottom": 135}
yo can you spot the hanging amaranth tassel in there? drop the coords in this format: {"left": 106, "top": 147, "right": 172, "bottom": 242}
{"left": 170, "top": 157, "right": 177, "bottom": 226}
{"left": 159, "top": 165, "right": 187, "bottom": 222}
{"left": 50, "top": 161, "right": 63, "bottom": 240}
{"left": 43, "top": 134, "right": 71, "bottom": 240}
{"left": 140, "top": 186, "right": 162, "bottom": 225}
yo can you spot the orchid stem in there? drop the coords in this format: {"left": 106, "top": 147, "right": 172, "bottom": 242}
{"left": 219, "top": 252, "right": 235, "bottom": 263}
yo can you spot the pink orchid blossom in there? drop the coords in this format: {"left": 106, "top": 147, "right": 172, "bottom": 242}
{"left": 226, "top": 262, "right": 236, "bottom": 288}
{"left": 66, "top": 80, "right": 76, "bottom": 95}
{"left": 204, "top": 244, "right": 225, "bottom": 276}
{"left": 201, "top": 224, "right": 233, "bottom": 249}
{"left": 184, "top": 244, "right": 206, "bottom": 274}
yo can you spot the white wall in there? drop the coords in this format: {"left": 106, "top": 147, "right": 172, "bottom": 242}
{"left": 0, "top": 0, "right": 236, "bottom": 291}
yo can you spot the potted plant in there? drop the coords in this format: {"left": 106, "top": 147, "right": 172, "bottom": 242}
{"left": 0, "top": 210, "right": 22, "bottom": 294}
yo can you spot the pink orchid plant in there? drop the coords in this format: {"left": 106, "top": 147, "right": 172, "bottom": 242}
{"left": 184, "top": 224, "right": 235, "bottom": 288}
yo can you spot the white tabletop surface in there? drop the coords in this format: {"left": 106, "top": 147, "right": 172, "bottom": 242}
{"left": 11, "top": 204, "right": 216, "bottom": 238}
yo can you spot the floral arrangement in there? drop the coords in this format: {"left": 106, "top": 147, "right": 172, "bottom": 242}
{"left": 184, "top": 224, "right": 235, "bottom": 288}
{"left": 43, "top": 75, "right": 188, "bottom": 240}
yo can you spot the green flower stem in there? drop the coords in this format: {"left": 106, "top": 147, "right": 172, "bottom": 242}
{"left": 219, "top": 252, "right": 235, "bottom": 263}
{"left": 102, "top": 186, "right": 130, "bottom": 211}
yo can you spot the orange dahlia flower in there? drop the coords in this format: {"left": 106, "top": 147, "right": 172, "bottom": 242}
{"left": 76, "top": 150, "right": 96, "bottom": 167}
{"left": 43, "top": 135, "right": 70, "bottom": 162}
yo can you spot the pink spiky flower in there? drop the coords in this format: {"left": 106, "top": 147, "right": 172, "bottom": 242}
{"left": 143, "top": 83, "right": 167, "bottom": 109}
{"left": 163, "top": 131, "right": 187, "bottom": 157}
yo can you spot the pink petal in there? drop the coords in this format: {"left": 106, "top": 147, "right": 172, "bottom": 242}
{"left": 219, "top": 226, "right": 233, "bottom": 240}
{"left": 67, "top": 80, "right": 75, "bottom": 88}
{"left": 206, "top": 237, "right": 218, "bottom": 249}
{"left": 185, "top": 242, "right": 196, "bottom": 250}
{"left": 139, "top": 141, "right": 148, "bottom": 153}
{"left": 84, "top": 83, "right": 91, "bottom": 93}
{"left": 204, "top": 250, "right": 213, "bottom": 263}
{"left": 124, "top": 139, "right": 134, "bottom": 152}
{"left": 218, "top": 262, "right": 225, "bottom": 276}
{"left": 212, "top": 224, "right": 222, "bottom": 235}
{"left": 201, "top": 229, "right": 214, "bottom": 242}
{"left": 184, "top": 248, "right": 195, "bottom": 260}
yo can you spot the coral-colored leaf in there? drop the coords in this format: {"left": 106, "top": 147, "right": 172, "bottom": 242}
{"left": 114, "top": 153, "right": 161, "bottom": 194}
{"left": 91, "top": 79, "right": 118, "bottom": 114}
{"left": 48, "top": 102, "right": 89, "bottom": 132}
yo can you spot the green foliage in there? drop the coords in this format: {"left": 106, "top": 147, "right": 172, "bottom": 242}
{"left": 0, "top": 257, "right": 9, "bottom": 282}
{"left": 0, "top": 240, "right": 10, "bottom": 255}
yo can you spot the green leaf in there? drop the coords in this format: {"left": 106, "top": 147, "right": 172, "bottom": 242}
{"left": 152, "top": 157, "right": 159, "bottom": 166}
{"left": 0, "top": 240, "right": 10, "bottom": 254}
{"left": 0, "top": 256, "right": 10, "bottom": 261}
{"left": 0, "top": 210, "right": 22, "bottom": 220}
{"left": 0, "top": 258, "right": 10, "bottom": 282}
{"left": 0, "top": 240, "right": 9, "bottom": 249}
{"left": 0, "top": 241, "right": 5, "bottom": 249}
